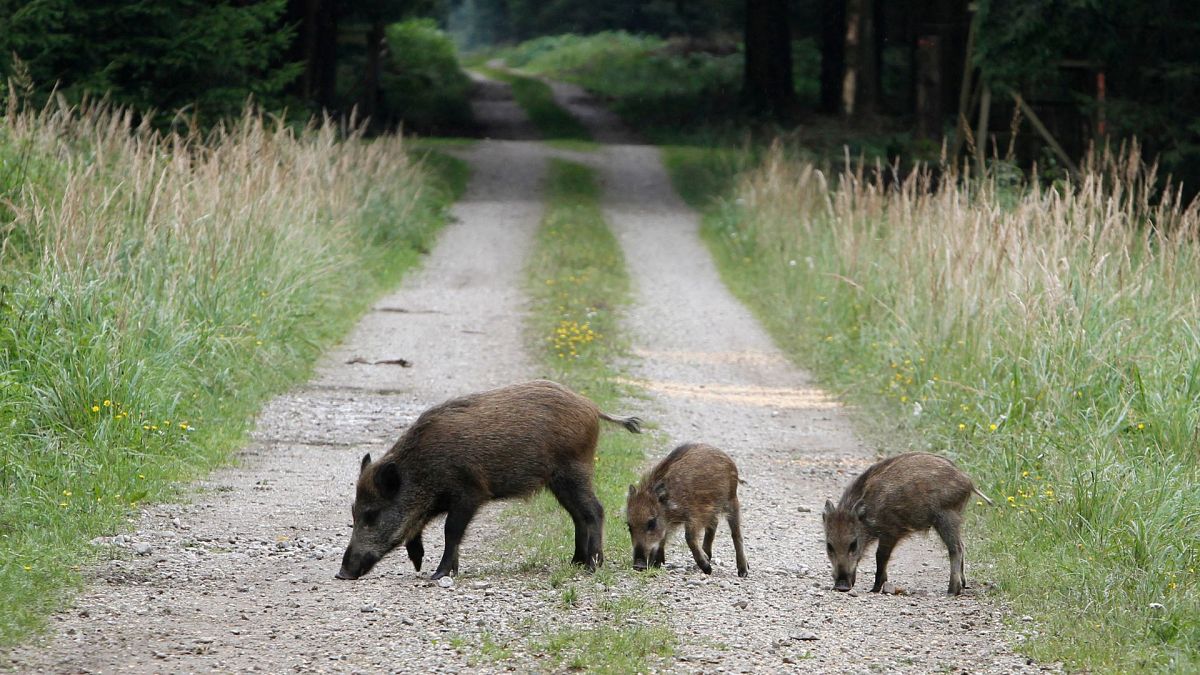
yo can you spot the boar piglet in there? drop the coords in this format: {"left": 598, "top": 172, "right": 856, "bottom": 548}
{"left": 336, "top": 380, "right": 642, "bottom": 581}
{"left": 822, "top": 452, "right": 994, "bottom": 595}
{"left": 625, "top": 443, "right": 748, "bottom": 577}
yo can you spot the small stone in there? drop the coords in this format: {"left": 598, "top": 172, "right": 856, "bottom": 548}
{"left": 733, "top": 600, "right": 749, "bottom": 609}
{"left": 794, "top": 631, "right": 819, "bottom": 641}
{"left": 796, "top": 506, "right": 812, "bottom": 513}
{"left": 470, "top": 581, "right": 490, "bottom": 590}
{"left": 113, "top": 535, "right": 128, "bottom": 546}
{"left": 361, "top": 605, "right": 377, "bottom": 613}
{"left": 134, "top": 543, "right": 153, "bottom": 556}
{"left": 1148, "top": 603, "right": 1165, "bottom": 612}
{"left": 1020, "top": 615, "right": 1034, "bottom": 622}
{"left": 401, "top": 617, "right": 415, "bottom": 626}
{"left": 437, "top": 576, "right": 454, "bottom": 589}
{"left": 847, "top": 589, "right": 858, "bottom": 597}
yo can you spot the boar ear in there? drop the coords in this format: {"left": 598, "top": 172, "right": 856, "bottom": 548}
{"left": 823, "top": 499, "right": 836, "bottom": 520}
{"left": 852, "top": 500, "right": 868, "bottom": 520}
{"left": 653, "top": 480, "right": 669, "bottom": 503}
{"left": 627, "top": 484, "right": 637, "bottom": 500}
{"left": 375, "top": 462, "right": 402, "bottom": 497}
{"left": 360, "top": 453, "right": 372, "bottom": 475}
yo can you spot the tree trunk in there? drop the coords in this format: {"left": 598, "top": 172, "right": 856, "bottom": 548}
{"left": 360, "top": 20, "right": 385, "bottom": 123}
{"left": 842, "top": 0, "right": 879, "bottom": 117}
{"left": 743, "top": 0, "right": 796, "bottom": 116}
{"left": 313, "top": 1, "right": 338, "bottom": 111}
{"left": 818, "top": 0, "right": 845, "bottom": 114}
{"left": 284, "top": 0, "right": 321, "bottom": 100}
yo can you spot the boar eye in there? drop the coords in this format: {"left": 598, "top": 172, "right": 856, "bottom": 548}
{"left": 826, "top": 542, "right": 834, "bottom": 555}
{"left": 849, "top": 540, "right": 858, "bottom": 554}
{"left": 646, "top": 517, "right": 657, "bottom": 532}
{"left": 361, "top": 509, "right": 380, "bottom": 527}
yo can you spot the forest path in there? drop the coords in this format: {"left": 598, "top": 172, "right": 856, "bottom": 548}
{"left": 2, "top": 74, "right": 1044, "bottom": 674}
{"left": 551, "top": 82, "right": 1044, "bottom": 672}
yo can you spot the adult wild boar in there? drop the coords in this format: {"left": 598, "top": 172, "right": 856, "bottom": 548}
{"left": 336, "top": 380, "right": 641, "bottom": 581}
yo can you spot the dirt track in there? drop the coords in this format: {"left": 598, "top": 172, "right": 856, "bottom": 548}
{"left": 3, "top": 73, "right": 1049, "bottom": 673}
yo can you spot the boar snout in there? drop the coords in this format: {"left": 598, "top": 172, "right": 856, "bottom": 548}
{"left": 336, "top": 548, "right": 380, "bottom": 580}
{"left": 833, "top": 569, "right": 856, "bottom": 592}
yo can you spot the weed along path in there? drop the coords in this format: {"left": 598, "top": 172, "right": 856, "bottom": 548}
{"left": 554, "top": 86, "right": 1044, "bottom": 670}
{"left": 3, "top": 79, "right": 553, "bottom": 673}
{"left": 3, "top": 74, "right": 1048, "bottom": 674}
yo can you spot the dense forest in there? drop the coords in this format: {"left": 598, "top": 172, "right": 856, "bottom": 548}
{"left": 2, "top": 0, "right": 1197, "bottom": 188}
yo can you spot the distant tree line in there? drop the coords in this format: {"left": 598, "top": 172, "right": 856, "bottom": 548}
{"left": 447, "top": 0, "right": 1199, "bottom": 187}
{"left": 1, "top": 0, "right": 1196, "bottom": 187}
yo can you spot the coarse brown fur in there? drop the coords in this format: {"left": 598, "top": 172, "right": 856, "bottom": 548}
{"left": 336, "top": 380, "right": 642, "bottom": 581}
{"left": 822, "top": 452, "right": 993, "bottom": 595}
{"left": 625, "top": 443, "right": 748, "bottom": 577}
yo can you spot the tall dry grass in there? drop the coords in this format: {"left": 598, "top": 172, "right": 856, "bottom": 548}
{"left": 706, "top": 143, "right": 1200, "bottom": 670}
{"left": 0, "top": 96, "right": 450, "bottom": 643}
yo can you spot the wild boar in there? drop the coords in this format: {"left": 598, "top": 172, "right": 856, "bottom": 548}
{"left": 625, "top": 443, "right": 748, "bottom": 577}
{"left": 335, "top": 380, "right": 642, "bottom": 581}
{"left": 822, "top": 452, "right": 993, "bottom": 595}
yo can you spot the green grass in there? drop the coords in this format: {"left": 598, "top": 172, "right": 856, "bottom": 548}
{"left": 681, "top": 144, "right": 1200, "bottom": 672}
{"left": 0, "top": 103, "right": 464, "bottom": 646}
{"left": 472, "top": 158, "right": 672, "bottom": 672}
{"left": 475, "top": 66, "right": 594, "bottom": 148}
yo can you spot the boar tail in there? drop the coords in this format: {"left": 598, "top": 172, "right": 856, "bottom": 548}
{"left": 972, "top": 486, "right": 995, "bottom": 506}
{"left": 599, "top": 412, "right": 642, "bottom": 434}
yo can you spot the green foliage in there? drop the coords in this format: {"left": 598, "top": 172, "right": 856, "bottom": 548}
{"left": 446, "top": 0, "right": 739, "bottom": 48}
{"left": 692, "top": 145, "right": 1200, "bottom": 671}
{"left": 0, "top": 0, "right": 299, "bottom": 119}
{"left": 977, "top": 0, "right": 1200, "bottom": 195}
{"left": 0, "top": 102, "right": 460, "bottom": 645}
{"left": 498, "top": 32, "right": 820, "bottom": 144}
{"left": 380, "top": 19, "right": 475, "bottom": 135}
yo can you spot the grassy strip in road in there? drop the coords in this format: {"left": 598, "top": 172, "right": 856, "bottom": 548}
{"left": 675, "top": 144, "right": 1200, "bottom": 672}
{"left": 475, "top": 66, "right": 595, "bottom": 149}
{"left": 0, "top": 105, "right": 465, "bottom": 647}
{"left": 451, "top": 159, "right": 674, "bottom": 672}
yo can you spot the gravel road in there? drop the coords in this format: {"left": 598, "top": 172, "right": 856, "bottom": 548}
{"left": 2, "top": 74, "right": 1053, "bottom": 674}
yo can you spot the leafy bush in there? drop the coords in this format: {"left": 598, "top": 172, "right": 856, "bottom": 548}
{"left": 500, "top": 32, "right": 819, "bottom": 144}
{"left": 380, "top": 19, "right": 475, "bottom": 135}
{"left": 703, "top": 145, "right": 1200, "bottom": 671}
{"left": 0, "top": 0, "right": 298, "bottom": 120}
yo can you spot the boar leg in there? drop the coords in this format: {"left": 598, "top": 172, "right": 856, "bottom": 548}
{"left": 654, "top": 544, "right": 666, "bottom": 567}
{"left": 684, "top": 524, "right": 712, "bottom": 574}
{"left": 406, "top": 533, "right": 425, "bottom": 572}
{"left": 702, "top": 519, "right": 717, "bottom": 560}
{"left": 431, "top": 502, "right": 480, "bottom": 580}
{"left": 727, "top": 501, "right": 749, "bottom": 578}
{"left": 871, "top": 535, "right": 897, "bottom": 592}
{"left": 934, "top": 511, "right": 965, "bottom": 595}
{"left": 549, "top": 470, "right": 605, "bottom": 570}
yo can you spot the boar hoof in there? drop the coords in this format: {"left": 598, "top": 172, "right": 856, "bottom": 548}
{"left": 737, "top": 568, "right": 749, "bottom": 578}
{"left": 698, "top": 563, "right": 712, "bottom": 575}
